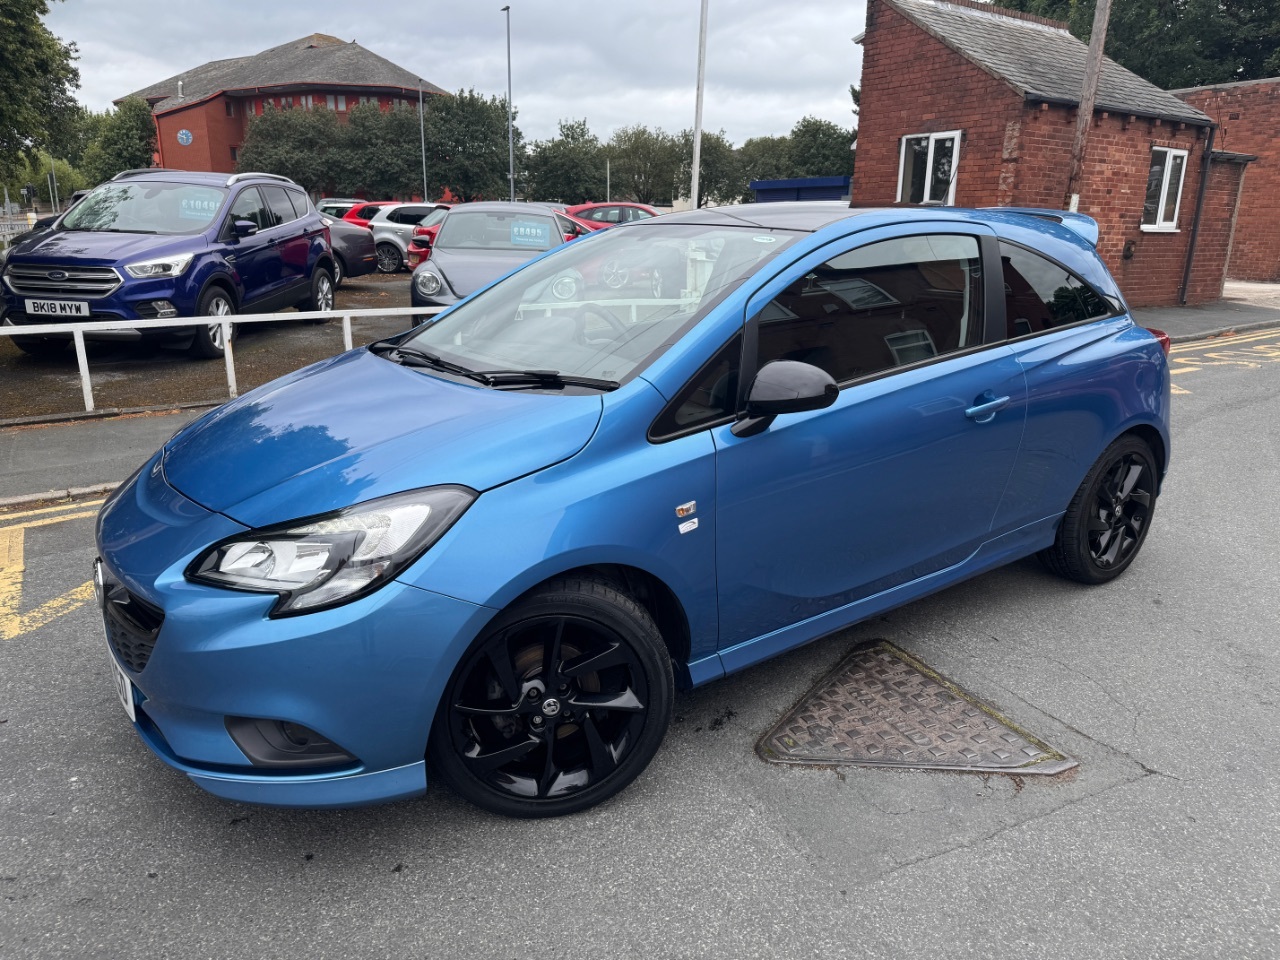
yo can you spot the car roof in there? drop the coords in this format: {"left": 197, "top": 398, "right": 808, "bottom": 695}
{"left": 446, "top": 202, "right": 561, "bottom": 216}
{"left": 106, "top": 169, "right": 302, "bottom": 189}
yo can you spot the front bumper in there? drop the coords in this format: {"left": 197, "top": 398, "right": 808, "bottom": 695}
{"left": 1, "top": 273, "right": 202, "bottom": 340}
{"left": 97, "top": 455, "right": 495, "bottom": 807}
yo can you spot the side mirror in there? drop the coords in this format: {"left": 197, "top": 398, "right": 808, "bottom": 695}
{"left": 732, "top": 360, "right": 838, "bottom": 437}
{"left": 233, "top": 219, "right": 258, "bottom": 237}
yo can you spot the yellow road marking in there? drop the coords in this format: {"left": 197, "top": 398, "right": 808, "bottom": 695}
{"left": 0, "top": 498, "right": 105, "bottom": 522}
{"left": 1170, "top": 329, "right": 1280, "bottom": 355}
{"left": 0, "top": 510, "right": 99, "bottom": 532}
{"left": 1167, "top": 329, "right": 1280, "bottom": 396}
{"left": 0, "top": 512, "right": 98, "bottom": 641}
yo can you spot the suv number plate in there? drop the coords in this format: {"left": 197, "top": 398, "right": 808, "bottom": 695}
{"left": 25, "top": 299, "right": 89, "bottom": 317}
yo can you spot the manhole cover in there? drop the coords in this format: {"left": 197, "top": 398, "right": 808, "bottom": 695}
{"left": 758, "top": 641, "right": 1075, "bottom": 775}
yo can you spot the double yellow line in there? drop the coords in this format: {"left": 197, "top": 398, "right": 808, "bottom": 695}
{"left": 0, "top": 498, "right": 104, "bottom": 641}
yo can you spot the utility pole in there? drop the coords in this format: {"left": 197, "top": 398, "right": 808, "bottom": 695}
{"left": 502, "top": 5, "right": 515, "bottom": 201}
{"left": 690, "top": 0, "right": 709, "bottom": 210}
{"left": 1063, "top": 0, "right": 1113, "bottom": 211}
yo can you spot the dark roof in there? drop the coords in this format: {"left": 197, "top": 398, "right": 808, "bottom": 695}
{"left": 880, "top": 0, "right": 1212, "bottom": 126}
{"left": 122, "top": 34, "right": 446, "bottom": 114}
{"left": 1170, "top": 76, "right": 1280, "bottom": 95}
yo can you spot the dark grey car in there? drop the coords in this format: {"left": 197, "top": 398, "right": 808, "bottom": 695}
{"left": 322, "top": 216, "right": 377, "bottom": 287}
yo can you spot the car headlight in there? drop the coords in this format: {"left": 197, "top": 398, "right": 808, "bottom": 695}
{"left": 187, "top": 486, "right": 476, "bottom": 615}
{"left": 124, "top": 253, "right": 195, "bottom": 279}
{"left": 415, "top": 270, "right": 443, "bottom": 297}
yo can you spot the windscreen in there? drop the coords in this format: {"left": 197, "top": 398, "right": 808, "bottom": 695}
{"left": 61, "top": 182, "right": 229, "bottom": 235}
{"left": 405, "top": 221, "right": 802, "bottom": 384}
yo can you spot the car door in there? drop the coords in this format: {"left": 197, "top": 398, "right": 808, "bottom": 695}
{"left": 711, "top": 224, "right": 1028, "bottom": 669}
{"left": 261, "top": 186, "right": 309, "bottom": 302}
{"left": 223, "top": 187, "right": 278, "bottom": 307}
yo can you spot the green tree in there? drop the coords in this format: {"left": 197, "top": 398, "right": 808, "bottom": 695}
{"left": 525, "top": 119, "right": 605, "bottom": 203}
{"left": 1000, "top": 0, "right": 1280, "bottom": 89}
{"left": 607, "top": 125, "right": 679, "bottom": 205}
{"left": 788, "top": 116, "right": 855, "bottom": 178}
{"left": 676, "top": 129, "right": 742, "bottom": 206}
{"left": 0, "top": 0, "right": 80, "bottom": 171}
{"left": 423, "top": 89, "right": 520, "bottom": 202}
{"left": 46, "top": 104, "right": 107, "bottom": 170}
{"left": 82, "top": 97, "right": 157, "bottom": 183}
{"left": 737, "top": 134, "right": 794, "bottom": 197}
{"left": 2, "top": 151, "right": 86, "bottom": 211}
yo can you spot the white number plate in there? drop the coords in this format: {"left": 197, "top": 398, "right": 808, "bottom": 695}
{"left": 111, "top": 655, "right": 137, "bottom": 723}
{"left": 24, "top": 299, "right": 89, "bottom": 317}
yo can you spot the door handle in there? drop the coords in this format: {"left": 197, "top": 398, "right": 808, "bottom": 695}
{"left": 964, "top": 395, "right": 1011, "bottom": 422}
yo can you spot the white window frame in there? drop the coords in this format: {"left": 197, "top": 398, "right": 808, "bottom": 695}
{"left": 1141, "top": 146, "right": 1189, "bottom": 232}
{"left": 896, "top": 130, "right": 961, "bottom": 205}
{"left": 337, "top": 94, "right": 347, "bottom": 111}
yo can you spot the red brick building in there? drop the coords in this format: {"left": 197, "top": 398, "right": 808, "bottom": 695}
{"left": 852, "top": 0, "right": 1253, "bottom": 307}
{"left": 1174, "top": 78, "right": 1280, "bottom": 282}
{"left": 119, "top": 34, "right": 446, "bottom": 175}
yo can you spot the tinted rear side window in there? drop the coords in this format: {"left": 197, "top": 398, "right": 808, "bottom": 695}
{"left": 1000, "top": 241, "right": 1111, "bottom": 338}
{"left": 262, "top": 186, "right": 298, "bottom": 227}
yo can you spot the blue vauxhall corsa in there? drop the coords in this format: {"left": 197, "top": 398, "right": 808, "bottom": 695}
{"left": 95, "top": 202, "right": 1171, "bottom": 817}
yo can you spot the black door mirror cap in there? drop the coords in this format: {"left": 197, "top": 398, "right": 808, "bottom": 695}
{"left": 234, "top": 219, "right": 259, "bottom": 237}
{"left": 744, "top": 360, "right": 839, "bottom": 417}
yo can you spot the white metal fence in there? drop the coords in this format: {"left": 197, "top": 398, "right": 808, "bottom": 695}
{"left": 0, "top": 305, "right": 443, "bottom": 414}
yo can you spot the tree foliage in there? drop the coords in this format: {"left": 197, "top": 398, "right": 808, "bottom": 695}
{"left": 525, "top": 119, "right": 605, "bottom": 203}
{"left": 676, "top": 129, "right": 742, "bottom": 206}
{"left": 788, "top": 116, "right": 856, "bottom": 178}
{"left": 607, "top": 126, "right": 680, "bottom": 205}
{"left": 1000, "top": 0, "right": 1280, "bottom": 89}
{"left": 0, "top": 0, "right": 80, "bottom": 170}
{"left": 422, "top": 89, "right": 520, "bottom": 202}
{"left": 2, "top": 152, "right": 86, "bottom": 211}
{"left": 81, "top": 97, "right": 157, "bottom": 184}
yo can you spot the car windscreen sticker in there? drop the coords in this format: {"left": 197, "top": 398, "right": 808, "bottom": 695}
{"left": 511, "top": 219, "right": 552, "bottom": 248}
{"left": 179, "top": 189, "right": 224, "bottom": 221}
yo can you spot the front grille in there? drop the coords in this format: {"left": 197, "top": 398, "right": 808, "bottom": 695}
{"left": 4, "top": 310, "right": 122, "bottom": 327}
{"left": 5, "top": 263, "right": 122, "bottom": 298}
{"left": 100, "top": 573, "right": 164, "bottom": 674}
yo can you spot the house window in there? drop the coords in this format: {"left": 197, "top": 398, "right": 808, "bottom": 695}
{"left": 282, "top": 96, "right": 293, "bottom": 110}
{"left": 230, "top": 145, "right": 239, "bottom": 163}
{"left": 897, "top": 131, "right": 961, "bottom": 205}
{"left": 337, "top": 95, "right": 347, "bottom": 111}
{"left": 224, "top": 100, "right": 235, "bottom": 117}
{"left": 326, "top": 94, "right": 336, "bottom": 110}
{"left": 1142, "top": 147, "right": 1188, "bottom": 230}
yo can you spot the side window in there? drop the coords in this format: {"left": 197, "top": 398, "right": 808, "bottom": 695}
{"left": 999, "top": 241, "right": 1111, "bottom": 338}
{"left": 754, "top": 234, "right": 983, "bottom": 384}
{"left": 228, "top": 187, "right": 268, "bottom": 230}
{"left": 649, "top": 333, "right": 742, "bottom": 441}
{"left": 287, "top": 189, "right": 311, "bottom": 216}
{"left": 262, "top": 186, "right": 298, "bottom": 227}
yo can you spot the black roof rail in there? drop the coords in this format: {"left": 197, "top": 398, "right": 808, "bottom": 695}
{"left": 225, "top": 172, "right": 297, "bottom": 186}
{"left": 110, "top": 167, "right": 180, "bottom": 181}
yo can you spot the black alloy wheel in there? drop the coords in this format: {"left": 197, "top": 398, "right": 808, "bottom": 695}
{"left": 1040, "top": 435, "right": 1158, "bottom": 584}
{"left": 430, "top": 578, "right": 673, "bottom": 818}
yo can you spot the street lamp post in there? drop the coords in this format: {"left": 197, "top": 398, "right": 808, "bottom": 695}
{"left": 690, "top": 0, "right": 709, "bottom": 210}
{"left": 502, "top": 5, "right": 514, "bottom": 201}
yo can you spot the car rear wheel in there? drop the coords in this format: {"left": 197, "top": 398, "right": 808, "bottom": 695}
{"left": 376, "top": 242, "right": 403, "bottom": 274}
{"left": 1039, "top": 435, "right": 1158, "bottom": 584}
{"left": 300, "top": 267, "right": 334, "bottom": 323}
{"left": 430, "top": 577, "right": 674, "bottom": 818}
{"left": 331, "top": 255, "right": 345, "bottom": 288}
{"left": 190, "top": 288, "right": 237, "bottom": 359}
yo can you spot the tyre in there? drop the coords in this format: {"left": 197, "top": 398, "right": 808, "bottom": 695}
{"left": 190, "top": 287, "right": 237, "bottom": 359}
{"left": 430, "top": 577, "right": 674, "bottom": 818}
{"left": 11, "top": 335, "right": 69, "bottom": 356}
{"left": 1039, "top": 434, "right": 1158, "bottom": 584}
{"left": 331, "top": 254, "right": 345, "bottom": 288}
{"left": 376, "top": 242, "right": 403, "bottom": 274}
{"left": 299, "top": 266, "right": 334, "bottom": 323}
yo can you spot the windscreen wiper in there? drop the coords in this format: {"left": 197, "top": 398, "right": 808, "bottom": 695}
{"left": 371, "top": 342, "right": 491, "bottom": 384}
{"left": 473, "top": 369, "right": 620, "bottom": 391}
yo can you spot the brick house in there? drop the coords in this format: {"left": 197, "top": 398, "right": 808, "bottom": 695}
{"left": 120, "top": 34, "right": 446, "bottom": 175}
{"left": 852, "top": 0, "right": 1254, "bottom": 307}
{"left": 1174, "top": 78, "right": 1280, "bottom": 282}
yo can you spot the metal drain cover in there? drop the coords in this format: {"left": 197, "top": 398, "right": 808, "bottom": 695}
{"left": 758, "top": 641, "right": 1076, "bottom": 775}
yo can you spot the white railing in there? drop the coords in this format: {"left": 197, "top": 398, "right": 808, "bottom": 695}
{"left": 0, "top": 306, "right": 443, "bottom": 414}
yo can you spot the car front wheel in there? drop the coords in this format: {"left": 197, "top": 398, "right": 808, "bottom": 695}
{"left": 190, "top": 287, "right": 237, "bottom": 358}
{"left": 430, "top": 577, "right": 674, "bottom": 818}
{"left": 1039, "top": 434, "right": 1158, "bottom": 584}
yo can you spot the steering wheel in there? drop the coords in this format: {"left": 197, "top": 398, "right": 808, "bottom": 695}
{"left": 573, "top": 303, "right": 628, "bottom": 343}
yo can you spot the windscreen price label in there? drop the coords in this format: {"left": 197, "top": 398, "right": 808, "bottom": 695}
{"left": 510, "top": 220, "right": 551, "bottom": 248}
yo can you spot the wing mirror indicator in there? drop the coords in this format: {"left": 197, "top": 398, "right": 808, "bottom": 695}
{"left": 732, "top": 360, "right": 839, "bottom": 438}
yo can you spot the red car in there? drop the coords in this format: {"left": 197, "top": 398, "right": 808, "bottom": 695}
{"left": 405, "top": 205, "right": 453, "bottom": 269}
{"left": 341, "top": 200, "right": 398, "bottom": 229}
{"left": 564, "top": 202, "right": 660, "bottom": 227}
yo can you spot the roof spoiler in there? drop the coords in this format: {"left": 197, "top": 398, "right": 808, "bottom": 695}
{"left": 982, "top": 207, "right": 1100, "bottom": 247}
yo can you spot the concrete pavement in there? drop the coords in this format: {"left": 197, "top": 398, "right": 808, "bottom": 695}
{"left": 2, "top": 282, "right": 1278, "bottom": 504}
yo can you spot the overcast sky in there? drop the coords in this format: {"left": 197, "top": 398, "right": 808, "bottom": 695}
{"left": 43, "top": 0, "right": 867, "bottom": 146}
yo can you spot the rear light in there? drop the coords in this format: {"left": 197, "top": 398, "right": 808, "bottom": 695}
{"left": 1147, "top": 328, "right": 1171, "bottom": 355}
{"left": 412, "top": 225, "right": 431, "bottom": 237}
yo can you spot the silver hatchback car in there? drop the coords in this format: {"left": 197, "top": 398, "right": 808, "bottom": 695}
{"left": 369, "top": 203, "right": 446, "bottom": 273}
